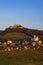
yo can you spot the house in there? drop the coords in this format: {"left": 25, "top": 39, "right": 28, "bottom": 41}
{"left": 34, "top": 35, "right": 39, "bottom": 42}
{"left": 7, "top": 40, "right": 13, "bottom": 44}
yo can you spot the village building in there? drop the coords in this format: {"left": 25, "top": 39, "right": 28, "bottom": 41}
{"left": 34, "top": 35, "right": 39, "bottom": 42}
{"left": 4, "top": 40, "right": 13, "bottom": 51}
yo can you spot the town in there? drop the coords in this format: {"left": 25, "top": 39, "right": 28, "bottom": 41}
{"left": 0, "top": 35, "right": 43, "bottom": 51}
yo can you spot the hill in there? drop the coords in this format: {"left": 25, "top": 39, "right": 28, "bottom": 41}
{"left": 0, "top": 24, "right": 43, "bottom": 42}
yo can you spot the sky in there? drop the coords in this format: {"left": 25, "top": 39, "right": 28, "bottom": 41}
{"left": 0, "top": 0, "right": 43, "bottom": 30}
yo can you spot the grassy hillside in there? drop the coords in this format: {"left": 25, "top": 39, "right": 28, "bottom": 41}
{"left": 0, "top": 49, "right": 43, "bottom": 65}
{"left": 4, "top": 32, "right": 30, "bottom": 40}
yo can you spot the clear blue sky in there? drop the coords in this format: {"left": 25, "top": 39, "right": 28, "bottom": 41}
{"left": 0, "top": 0, "right": 43, "bottom": 30}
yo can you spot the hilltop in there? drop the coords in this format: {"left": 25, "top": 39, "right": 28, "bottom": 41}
{"left": 7, "top": 24, "right": 24, "bottom": 29}
{"left": 0, "top": 24, "right": 43, "bottom": 42}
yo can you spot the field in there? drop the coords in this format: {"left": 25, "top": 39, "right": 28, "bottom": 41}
{"left": 0, "top": 49, "right": 43, "bottom": 65}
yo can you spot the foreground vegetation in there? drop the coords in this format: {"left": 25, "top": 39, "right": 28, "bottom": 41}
{"left": 0, "top": 49, "right": 43, "bottom": 65}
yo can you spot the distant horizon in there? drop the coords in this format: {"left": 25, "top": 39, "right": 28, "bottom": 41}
{"left": 0, "top": 0, "right": 43, "bottom": 30}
